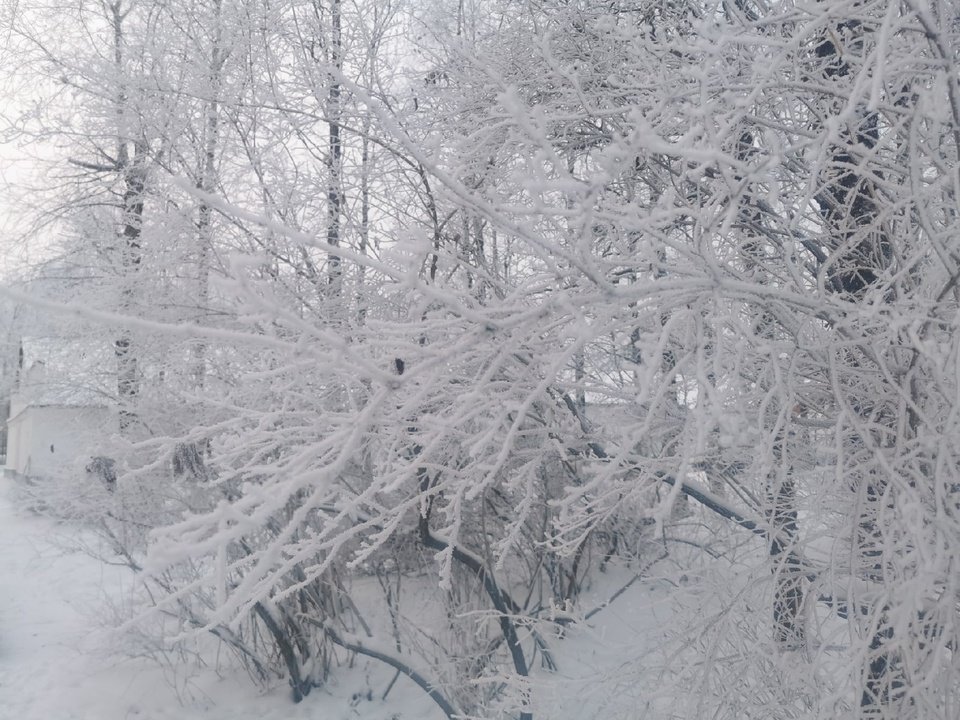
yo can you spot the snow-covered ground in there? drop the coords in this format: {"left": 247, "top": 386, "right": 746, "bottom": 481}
{"left": 0, "top": 479, "right": 238, "bottom": 720}
{"left": 0, "top": 480, "right": 453, "bottom": 720}
{"left": 0, "top": 478, "right": 689, "bottom": 720}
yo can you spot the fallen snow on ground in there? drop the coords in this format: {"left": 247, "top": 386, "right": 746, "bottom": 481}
{"left": 0, "top": 478, "right": 690, "bottom": 720}
{"left": 0, "top": 481, "right": 446, "bottom": 720}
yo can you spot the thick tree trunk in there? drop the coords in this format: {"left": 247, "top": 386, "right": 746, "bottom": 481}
{"left": 813, "top": 4, "right": 899, "bottom": 712}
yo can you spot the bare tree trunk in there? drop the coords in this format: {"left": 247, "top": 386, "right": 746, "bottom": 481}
{"left": 357, "top": 114, "right": 369, "bottom": 325}
{"left": 110, "top": 1, "right": 145, "bottom": 433}
{"left": 115, "top": 149, "right": 144, "bottom": 433}
{"left": 813, "top": 5, "right": 899, "bottom": 712}
{"left": 326, "top": 0, "right": 342, "bottom": 297}
{"left": 767, "top": 450, "right": 804, "bottom": 650}
{"left": 193, "top": 0, "right": 225, "bottom": 388}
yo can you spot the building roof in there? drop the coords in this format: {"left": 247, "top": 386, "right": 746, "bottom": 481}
{"left": 12, "top": 335, "right": 115, "bottom": 411}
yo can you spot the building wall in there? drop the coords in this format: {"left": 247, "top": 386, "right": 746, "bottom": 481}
{"left": 6, "top": 406, "right": 117, "bottom": 479}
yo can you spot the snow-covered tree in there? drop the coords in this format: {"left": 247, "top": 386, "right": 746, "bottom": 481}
{"left": 6, "top": 0, "right": 960, "bottom": 718}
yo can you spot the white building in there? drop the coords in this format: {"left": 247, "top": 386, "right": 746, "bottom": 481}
{"left": 4, "top": 339, "right": 118, "bottom": 480}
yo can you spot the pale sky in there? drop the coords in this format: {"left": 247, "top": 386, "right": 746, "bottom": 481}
{"left": 0, "top": 130, "right": 47, "bottom": 273}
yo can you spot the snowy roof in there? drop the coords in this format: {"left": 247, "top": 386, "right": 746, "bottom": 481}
{"left": 13, "top": 335, "right": 115, "bottom": 409}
